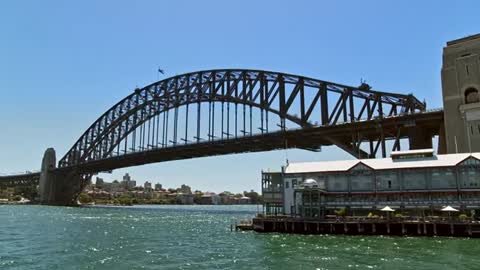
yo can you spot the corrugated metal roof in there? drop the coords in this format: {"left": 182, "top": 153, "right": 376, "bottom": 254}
{"left": 285, "top": 153, "right": 480, "bottom": 174}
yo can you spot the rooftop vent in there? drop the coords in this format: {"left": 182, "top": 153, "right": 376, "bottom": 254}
{"left": 390, "top": 149, "right": 434, "bottom": 160}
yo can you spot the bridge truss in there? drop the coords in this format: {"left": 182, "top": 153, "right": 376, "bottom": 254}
{"left": 58, "top": 69, "right": 427, "bottom": 170}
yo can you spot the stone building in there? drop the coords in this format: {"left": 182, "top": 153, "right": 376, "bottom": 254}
{"left": 442, "top": 34, "right": 480, "bottom": 153}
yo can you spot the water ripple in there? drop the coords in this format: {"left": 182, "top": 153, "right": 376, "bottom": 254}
{"left": 1, "top": 205, "right": 480, "bottom": 269}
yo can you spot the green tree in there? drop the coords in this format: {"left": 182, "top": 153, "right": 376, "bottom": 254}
{"left": 335, "top": 208, "right": 347, "bottom": 216}
{"left": 193, "top": 192, "right": 203, "bottom": 204}
{"left": 78, "top": 193, "right": 93, "bottom": 204}
{"left": 243, "top": 190, "right": 263, "bottom": 204}
{"left": 14, "top": 185, "right": 38, "bottom": 200}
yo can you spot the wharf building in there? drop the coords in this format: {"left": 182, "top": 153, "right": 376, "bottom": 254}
{"left": 262, "top": 149, "right": 480, "bottom": 218}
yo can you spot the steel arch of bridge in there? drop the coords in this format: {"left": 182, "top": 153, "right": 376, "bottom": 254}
{"left": 59, "top": 69, "right": 426, "bottom": 169}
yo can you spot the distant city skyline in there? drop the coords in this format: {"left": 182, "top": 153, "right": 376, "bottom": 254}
{"left": 1, "top": 1, "right": 480, "bottom": 193}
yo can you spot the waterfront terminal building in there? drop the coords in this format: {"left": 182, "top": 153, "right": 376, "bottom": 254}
{"left": 262, "top": 149, "right": 480, "bottom": 218}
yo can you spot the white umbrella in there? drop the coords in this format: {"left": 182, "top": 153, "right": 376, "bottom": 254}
{"left": 441, "top": 206, "right": 459, "bottom": 222}
{"left": 441, "top": 206, "right": 459, "bottom": 212}
{"left": 380, "top": 206, "right": 395, "bottom": 220}
{"left": 380, "top": 206, "right": 395, "bottom": 212}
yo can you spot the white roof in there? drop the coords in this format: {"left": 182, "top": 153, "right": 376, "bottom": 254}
{"left": 391, "top": 148, "right": 434, "bottom": 156}
{"left": 285, "top": 152, "right": 480, "bottom": 174}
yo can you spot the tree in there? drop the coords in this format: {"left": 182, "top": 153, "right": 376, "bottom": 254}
{"left": 243, "top": 190, "right": 263, "bottom": 204}
{"left": 14, "top": 185, "right": 38, "bottom": 200}
{"left": 78, "top": 193, "right": 92, "bottom": 204}
{"left": 193, "top": 192, "right": 203, "bottom": 204}
{"left": 115, "top": 195, "right": 133, "bottom": 206}
{"left": 335, "top": 208, "right": 347, "bottom": 216}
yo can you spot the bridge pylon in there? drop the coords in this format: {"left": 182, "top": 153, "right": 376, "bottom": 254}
{"left": 39, "top": 148, "right": 84, "bottom": 206}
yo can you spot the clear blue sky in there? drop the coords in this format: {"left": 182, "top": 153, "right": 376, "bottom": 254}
{"left": 1, "top": 0, "right": 478, "bottom": 193}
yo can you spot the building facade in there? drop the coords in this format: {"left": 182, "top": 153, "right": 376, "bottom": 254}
{"left": 261, "top": 172, "right": 283, "bottom": 215}
{"left": 121, "top": 173, "right": 136, "bottom": 189}
{"left": 262, "top": 150, "right": 480, "bottom": 218}
{"left": 442, "top": 34, "right": 480, "bottom": 153}
{"left": 144, "top": 181, "right": 152, "bottom": 191}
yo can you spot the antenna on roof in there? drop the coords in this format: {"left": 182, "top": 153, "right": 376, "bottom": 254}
{"left": 284, "top": 138, "right": 289, "bottom": 166}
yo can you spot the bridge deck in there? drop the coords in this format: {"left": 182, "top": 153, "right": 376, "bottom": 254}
{"left": 0, "top": 110, "right": 444, "bottom": 186}
{"left": 59, "top": 110, "right": 443, "bottom": 174}
{"left": 0, "top": 172, "right": 40, "bottom": 187}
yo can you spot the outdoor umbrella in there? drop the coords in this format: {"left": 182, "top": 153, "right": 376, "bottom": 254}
{"left": 441, "top": 206, "right": 459, "bottom": 212}
{"left": 380, "top": 206, "right": 395, "bottom": 212}
{"left": 441, "top": 205, "right": 459, "bottom": 221}
{"left": 380, "top": 206, "right": 395, "bottom": 220}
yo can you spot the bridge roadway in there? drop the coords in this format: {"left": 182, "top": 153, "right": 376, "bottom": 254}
{"left": 57, "top": 109, "right": 444, "bottom": 174}
{"left": 0, "top": 172, "right": 40, "bottom": 187}
{"left": 0, "top": 110, "right": 443, "bottom": 198}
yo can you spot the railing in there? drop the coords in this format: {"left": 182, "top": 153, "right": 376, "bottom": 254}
{"left": 0, "top": 170, "right": 41, "bottom": 178}
{"left": 0, "top": 170, "right": 40, "bottom": 177}
{"left": 318, "top": 200, "right": 478, "bottom": 207}
{"left": 262, "top": 187, "right": 283, "bottom": 193}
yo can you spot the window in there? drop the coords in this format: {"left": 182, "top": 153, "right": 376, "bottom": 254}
{"left": 465, "top": 87, "right": 479, "bottom": 104}
{"left": 403, "top": 170, "right": 427, "bottom": 190}
{"left": 285, "top": 181, "right": 289, "bottom": 189}
{"left": 350, "top": 164, "right": 373, "bottom": 191}
{"left": 376, "top": 171, "right": 399, "bottom": 191}
{"left": 328, "top": 174, "right": 348, "bottom": 191}
{"left": 292, "top": 179, "right": 297, "bottom": 188}
{"left": 458, "top": 158, "right": 480, "bottom": 189}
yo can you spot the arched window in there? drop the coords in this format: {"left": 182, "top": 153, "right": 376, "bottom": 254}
{"left": 465, "top": 87, "right": 479, "bottom": 104}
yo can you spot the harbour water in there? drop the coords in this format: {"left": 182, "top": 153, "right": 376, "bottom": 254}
{"left": 1, "top": 205, "right": 479, "bottom": 269}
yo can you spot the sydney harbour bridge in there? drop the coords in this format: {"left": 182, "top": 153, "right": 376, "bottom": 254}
{"left": 0, "top": 69, "right": 445, "bottom": 205}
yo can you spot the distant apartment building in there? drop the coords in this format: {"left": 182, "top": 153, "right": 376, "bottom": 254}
{"left": 262, "top": 149, "right": 480, "bottom": 218}
{"left": 95, "top": 177, "right": 104, "bottom": 188}
{"left": 177, "top": 193, "right": 194, "bottom": 204}
{"left": 121, "top": 173, "right": 136, "bottom": 189}
{"left": 102, "top": 180, "right": 123, "bottom": 192}
{"left": 219, "top": 192, "right": 236, "bottom": 204}
{"left": 167, "top": 193, "right": 194, "bottom": 204}
{"left": 179, "top": 184, "right": 192, "bottom": 194}
{"left": 144, "top": 181, "right": 152, "bottom": 191}
{"left": 198, "top": 192, "right": 221, "bottom": 205}
{"left": 237, "top": 196, "right": 252, "bottom": 204}
{"left": 154, "top": 183, "right": 163, "bottom": 191}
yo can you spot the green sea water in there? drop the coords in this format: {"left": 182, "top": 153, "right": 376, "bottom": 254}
{"left": 0, "top": 204, "right": 479, "bottom": 270}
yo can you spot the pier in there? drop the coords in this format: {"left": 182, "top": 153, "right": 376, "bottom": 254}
{"left": 251, "top": 217, "right": 480, "bottom": 237}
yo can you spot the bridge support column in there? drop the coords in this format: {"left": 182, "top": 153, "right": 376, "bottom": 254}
{"left": 408, "top": 127, "right": 433, "bottom": 150}
{"left": 39, "top": 148, "right": 56, "bottom": 203}
{"left": 39, "top": 148, "right": 84, "bottom": 206}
